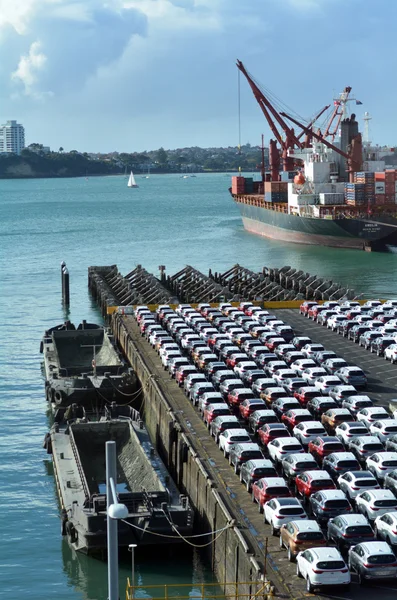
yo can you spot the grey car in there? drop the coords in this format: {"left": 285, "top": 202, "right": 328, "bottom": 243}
{"left": 310, "top": 489, "right": 352, "bottom": 526}
{"left": 327, "top": 514, "right": 375, "bottom": 553}
{"left": 348, "top": 541, "right": 397, "bottom": 583}
{"left": 281, "top": 453, "right": 319, "bottom": 485}
{"left": 239, "top": 459, "right": 277, "bottom": 492}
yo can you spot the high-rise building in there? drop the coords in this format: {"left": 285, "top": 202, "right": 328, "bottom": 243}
{"left": 0, "top": 120, "right": 25, "bottom": 155}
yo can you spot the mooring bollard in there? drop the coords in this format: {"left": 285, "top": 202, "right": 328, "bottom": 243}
{"left": 61, "top": 262, "right": 70, "bottom": 306}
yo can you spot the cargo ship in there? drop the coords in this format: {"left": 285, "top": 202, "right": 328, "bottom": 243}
{"left": 231, "top": 61, "right": 397, "bottom": 251}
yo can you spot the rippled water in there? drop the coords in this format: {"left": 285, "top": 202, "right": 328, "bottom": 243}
{"left": 1, "top": 173, "right": 396, "bottom": 599}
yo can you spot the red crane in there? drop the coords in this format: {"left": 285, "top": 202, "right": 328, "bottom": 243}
{"left": 236, "top": 60, "right": 329, "bottom": 180}
{"left": 280, "top": 112, "right": 363, "bottom": 181}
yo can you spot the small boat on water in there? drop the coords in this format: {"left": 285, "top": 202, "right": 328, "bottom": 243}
{"left": 41, "top": 321, "right": 137, "bottom": 409}
{"left": 44, "top": 406, "right": 194, "bottom": 554}
{"left": 127, "top": 171, "right": 139, "bottom": 188}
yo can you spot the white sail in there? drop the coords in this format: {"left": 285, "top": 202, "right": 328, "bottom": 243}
{"left": 127, "top": 171, "right": 138, "bottom": 188}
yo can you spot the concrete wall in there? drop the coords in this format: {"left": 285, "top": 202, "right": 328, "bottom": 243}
{"left": 111, "top": 313, "right": 265, "bottom": 596}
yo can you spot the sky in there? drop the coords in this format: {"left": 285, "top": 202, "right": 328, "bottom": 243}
{"left": 0, "top": 0, "right": 396, "bottom": 152}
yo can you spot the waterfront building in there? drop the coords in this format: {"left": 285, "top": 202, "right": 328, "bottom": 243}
{"left": 0, "top": 120, "right": 25, "bottom": 155}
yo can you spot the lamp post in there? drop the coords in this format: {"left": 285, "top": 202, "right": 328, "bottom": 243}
{"left": 128, "top": 544, "right": 137, "bottom": 598}
{"left": 106, "top": 441, "right": 128, "bottom": 600}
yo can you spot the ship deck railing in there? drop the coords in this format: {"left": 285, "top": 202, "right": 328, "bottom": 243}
{"left": 126, "top": 580, "right": 275, "bottom": 600}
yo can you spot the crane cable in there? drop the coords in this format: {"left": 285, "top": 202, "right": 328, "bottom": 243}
{"left": 238, "top": 68, "right": 242, "bottom": 159}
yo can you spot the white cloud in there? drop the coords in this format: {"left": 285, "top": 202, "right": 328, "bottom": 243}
{"left": 11, "top": 40, "right": 51, "bottom": 98}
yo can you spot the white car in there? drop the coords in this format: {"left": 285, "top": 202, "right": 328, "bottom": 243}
{"left": 159, "top": 342, "right": 179, "bottom": 358}
{"left": 267, "top": 437, "right": 304, "bottom": 464}
{"left": 272, "top": 368, "right": 296, "bottom": 384}
{"left": 327, "top": 315, "right": 346, "bottom": 330}
{"left": 374, "top": 511, "right": 397, "bottom": 546}
{"left": 356, "top": 406, "right": 390, "bottom": 428}
{"left": 337, "top": 470, "right": 380, "bottom": 500}
{"left": 314, "top": 376, "right": 342, "bottom": 395}
{"left": 356, "top": 489, "right": 397, "bottom": 521}
{"left": 218, "top": 429, "right": 251, "bottom": 456}
{"left": 263, "top": 497, "right": 307, "bottom": 535}
{"left": 293, "top": 421, "right": 327, "bottom": 446}
{"left": 290, "top": 359, "right": 316, "bottom": 377}
{"left": 301, "top": 367, "right": 327, "bottom": 385}
{"left": 385, "top": 344, "right": 397, "bottom": 364}
{"left": 233, "top": 361, "right": 258, "bottom": 378}
{"left": 366, "top": 452, "right": 397, "bottom": 482}
{"left": 161, "top": 349, "right": 181, "bottom": 368}
{"left": 296, "top": 547, "right": 350, "bottom": 593}
{"left": 301, "top": 344, "right": 325, "bottom": 359}
{"left": 370, "top": 419, "right": 397, "bottom": 443}
{"left": 335, "top": 421, "right": 369, "bottom": 446}
{"left": 364, "top": 300, "right": 382, "bottom": 308}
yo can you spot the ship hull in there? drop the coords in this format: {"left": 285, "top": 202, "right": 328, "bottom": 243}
{"left": 236, "top": 200, "right": 397, "bottom": 250}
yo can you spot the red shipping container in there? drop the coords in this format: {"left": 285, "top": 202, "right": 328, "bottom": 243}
{"left": 375, "top": 172, "right": 385, "bottom": 181}
{"left": 375, "top": 194, "right": 386, "bottom": 204}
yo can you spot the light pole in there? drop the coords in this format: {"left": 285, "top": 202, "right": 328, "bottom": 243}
{"left": 128, "top": 544, "right": 137, "bottom": 598}
{"left": 106, "top": 441, "right": 128, "bottom": 600}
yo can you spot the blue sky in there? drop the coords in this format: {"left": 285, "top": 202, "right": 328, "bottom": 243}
{"left": 0, "top": 0, "right": 396, "bottom": 152}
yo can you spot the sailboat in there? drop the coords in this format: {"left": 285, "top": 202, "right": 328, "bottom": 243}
{"left": 127, "top": 171, "right": 139, "bottom": 188}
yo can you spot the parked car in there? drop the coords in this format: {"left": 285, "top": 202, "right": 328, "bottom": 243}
{"left": 295, "top": 470, "right": 336, "bottom": 501}
{"left": 252, "top": 477, "right": 291, "bottom": 512}
{"left": 323, "top": 358, "right": 349, "bottom": 376}
{"left": 299, "top": 301, "right": 318, "bottom": 316}
{"left": 281, "top": 377, "right": 307, "bottom": 395}
{"left": 293, "top": 421, "right": 327, "bottom": 447}
{"left": 366, "top": 452, "right": 397, "bottom": 482}
{"left": 356, "top": 406, "right": 390, "bottom": 428}
{"left": 184, "top": 373, "right": 207, "bottom": 396}
{"left": 310, "top": 489, "right": 352, "bottom": 526}
{"left": 306, "top": 396, "right": 337, "bottom": 419}
{"left": 281, "top": 453, "right": 319, "bottom": 484}
{"left": 257, "top": 423, "right": 290, "bottom": 446}
{"left": 190, "top": 382, "right": 215, "bottom": 405}
{"left": 239, "top": 397, "right": 266, "bottom": 420}
{"left": 198, "top": 392, "right": 224, "bottom": 414}
{"left": 334, "top": 367, "right": 367, "bottom": 390}
{"left": 271, "top": 397, "right": 301, "bottom": 419}
{"left": 284, "top": 351, "right": 305, "bottom": 366}
{"left": 175, "top": 365, "right": 198, "bottom": 386}
{"left": 211, "top": 370, "right": 236, "bottom": 390}
{"left": 241, "top": 369, "right": 267, "bottom": 387}
{"left": 227, "top": 388, "right": 255, "bottom": 408}
{"left": 349, "top": 436, "right": 385, "bottom": 465}
{"left": 335, "top": 422, "right": 370, "bottom": 447}
{"left": 248, "top": 409, "right": 278, "bottom": 434}
{"left": 251, "top": 378, "right": 277, "bottom": 396}
{"left": 308, "top": 436, "right": 344, "bottom": 464}
{"left": 292, "top": 336, "right": 312, "bottom": 350}
{"left": 210, "top": 415, "right": 241, "bottom": 441}
{"left": 370, "top": 419, "right": 397, "bottom": 443}
{"left": 356, "top": 490, "right": 397, "bottom": 522}
{"left": 385, "top": 435, "right": 397, "bottom": 453}
{"left": 374, "top": 512, "right": 397, "bottom": 548}
{"left": 267, "top": 437, "right": 304, "bottom": 464}
{"left": 323, "top": 452, "right": 361, "bottom": 480}
{"left": 203, "top": 403, "right": 230, "bottom": 426}
{"left": 329, "top": 385, "right": 358, "bottom": 405}
{"left": 341, "top": 395, "right": 373, "bottom": 415}
{"left": 281, "top": 409, "right": 313, "bottom": 432}
{"left": 321, "top": 408, "right": 353, "bottom": 433}
{"left": 261, "top": 386, "right": 288, "bottom": 406}
{"left": 360, "top": 330, "right": 383, "bottom": 349}
{"left": 348, "top": 541, "right": 397, "bottom": 583}
{"left": 294, "top": 386, "right": 319, "bottom": 407}
{"left": 263, "top": 498, "right": 307, "bottom": 536}
{"left": 314, "top": 350, "right": 338, "bottom": 365}
{"left": 228, "top": 442, "right": 264, "bottom": 473}
{"left": 327, "top": 514, "right": 375, "bottom": 553}
{"left": 301, "top": 367, "right": 327, "bottom": 385}
{"left": 301, "top": 344, "right": 325, "bottom": 359}
{"left": 218, "top": 429, "right": 251, "bottom": 456}
{"left": 314, "top": 376, "right": 342, "bottom": 395}
{"left": 290, "top": 359, "right": 316, "bottom": 377}
{"left": 239, "top": 459, "right": 277, "bottom": 492}
{"left": 295, "top": 547, "right": 350, "bottom": 593}
{"left": 370, "top": 336, "right": 396, "bottom": 357}
{"left": 337, "top": 470, "right": 380, "bottom": 500}
{"left": 219, "top": 378, "right": 244, "bottom": 400}
{"left": 280, "top": 520, "right": 326, "bottom": 563}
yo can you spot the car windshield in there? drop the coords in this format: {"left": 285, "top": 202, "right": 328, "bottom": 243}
{"left": 279, "top": 507, "right": 304, "bottom": 516}
{"left": 374, "top": 500, "right": 397, "bottom": 508}
{"left": 316, "top": 561, "right": 346, "bottom": 570}
{"left": 346, "top": 526, "right": 373, "bottom": 535}
{"left": 367, "top": 555, "right": 396, "bottom": 565}
{"left": 266, "top": 486, "right": 289, "bottom": 496}
{"left": 296, "top": 461, "right": 317, "bottom": 469}
{"left": 296, "top": 531, "right": 324, "bottom": 541}
{"left": 324, "top": 499, "right": 349, "bottom": 508}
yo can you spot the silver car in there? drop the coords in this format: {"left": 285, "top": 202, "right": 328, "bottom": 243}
{"left": 348, "top": 541, "right": 397, "bottom": 583}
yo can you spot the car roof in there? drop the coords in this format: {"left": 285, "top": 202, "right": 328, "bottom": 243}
{"left": 361, "top": 407, "right": 388, "bottom": 414}
{"left": 246, "top": 458, "right": 274, "bottom": 468}
{"left": 273, "top": 497, "right": 302, "bottom": 506}
{"left": 233, "top": 442, "right": 261, "bottom": 451}
{"left": 309, "top": 547, "right": 343, "bottom": 561}
{"left": 360, "top": 541, "right": 396, "bottom": 554}
{"left": 262, "top": 477, "right": 287, "bottom": 486}
{"left": 298, "top": 422, "right": 324, "bottom": 429}
{"left": 338, "top": 514, "right": 370, "bottom": 526}
{"left": 224, "top": 430, "right": 250, "bottom": 437}
{"left": 355, "top": 436, "right": 383, "bottom": 445}
{"left": 317, "top": 489, "right": 347, "bottom": 499}
{"left": 213, "top": 415, "right": 239, "bottom": 423}
{"left": 251, "top": 409, "right": 276, "bottom": 417}
{"left": 293, "top": 520, "right": 322, "bottom": 533}
{"left": 328, "top": 452, "right": 356, "bottom": 461}
{"left": 290, "top": 454, "right": 317, "bottom": 462}
{"left": 361, "top": 489, "right": 396, "bottom": 499}
{"left": 305, "top": 470, "right": 332, "bottom": 479}
{"left": 274, "top": 437, "right": 302, "bottom": 446}
{"left": 371, "top": 452, "right": 397, "bottom": 460}
{"left": 372, "top": 419, "right": 397, "bottom": 426}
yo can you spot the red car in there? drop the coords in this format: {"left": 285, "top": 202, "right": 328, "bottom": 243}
{"left": 227, "top": 388, "right": 255, "bottom": 407}
{"left": 258, "top": 423, "right": 290, "bottom": 446}
{"left": 265, "top": 337, "right": 286, "bottom": 351}
{"left": 294, "top": 386, "right": 319, "bottom": 407}
{"left": 175, "top": 365, "right": 198, "bottom": 386}
{"left": 295, "top": 470, "right": 336, "bottom": 499}
{"left": 203, "top": 403, "right": 230, "bottom": 426}
{"left": 239, "top": 398, "right": 266, "bottom": 420}
{"left": 308, "top": 305, "right": 324, "bottom": 320}
{"left": 281, "top": 409, "right": 313, "bottom": 432}
{"left": 346, "top": 309, "right": 362, "bottom": 320}
{"left": 299, "top": 301, "right": 318, "bottom": 316}
{"left": 308, "top": 436, "right": 345, "bottom": 464}
{"left": 225, "top": 353, "right": 249, "bottom": 369}
{"left": 252, "top": 477, "right": 291, "bottom": 511}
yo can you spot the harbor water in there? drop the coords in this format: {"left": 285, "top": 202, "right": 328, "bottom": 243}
{"left": 1, "top": 173, "right": 397, "bottom": 600}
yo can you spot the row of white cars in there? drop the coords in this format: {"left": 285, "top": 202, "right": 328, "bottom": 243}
{"left": 134, "top": 301, "right": 397, "bottom": 592}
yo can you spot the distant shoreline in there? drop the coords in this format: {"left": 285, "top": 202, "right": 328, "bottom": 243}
{"left": 0, "top": 169, "right": 255, "bottom": 181}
